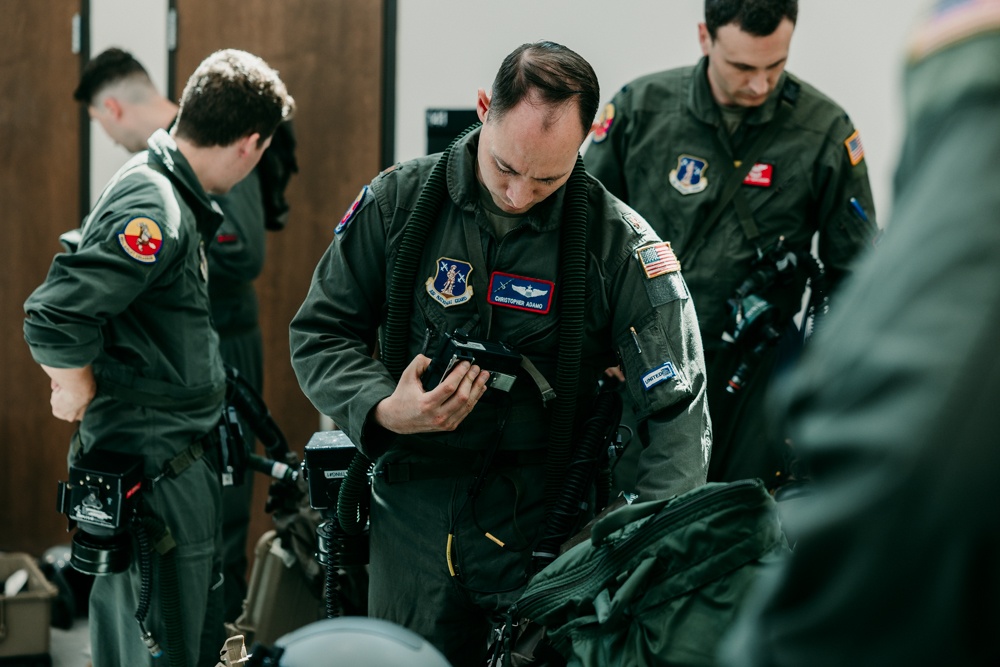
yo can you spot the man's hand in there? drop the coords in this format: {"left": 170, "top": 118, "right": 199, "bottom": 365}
{"left": 42, "top": 365, "right": 96, "bottom": 422}
{"left": 604, "top": 365, "right": 625, "bottom": 383}
{"left": 373, "top": 354, "right": 490, "bottom": 434}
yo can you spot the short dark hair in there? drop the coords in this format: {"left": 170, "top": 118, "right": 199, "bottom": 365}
{"left": 74, "top": 47, "right": 150, "bottom": 105}
{"left": 705, "top": 0, "right": 798, "bottom": 38}
{"left": 488, "top": 41, "right": 599, "bottom": 138}
{"left": 174, "top": 49, "right": 295, "bottom": 148}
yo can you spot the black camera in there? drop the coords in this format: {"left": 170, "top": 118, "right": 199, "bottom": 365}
{"left": 421, "top": 330, "right": 522, "bottom": 392}
{"left": 57, "top": 449, "right": 144, "bottom": 575}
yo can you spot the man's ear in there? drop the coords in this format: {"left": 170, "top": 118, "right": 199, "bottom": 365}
{"left": 476, "top": 88, "right": 490, "bottom": 124}
{"left": 697, "top": 22, "right": 713, "bottom": 56}
{"left": 103, "top": 96, "right": 124, "bottom": 120}
{"left": 238, "top": 132, "right": 263, "bottom": 157}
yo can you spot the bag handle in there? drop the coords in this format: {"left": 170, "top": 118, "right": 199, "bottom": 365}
{"left": 590, "top": 497, "right": 671, "bottom": 545}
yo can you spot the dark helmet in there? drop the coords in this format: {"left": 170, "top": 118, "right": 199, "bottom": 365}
{"left": 248, "top": 617, "right": 452, "bottom": 667}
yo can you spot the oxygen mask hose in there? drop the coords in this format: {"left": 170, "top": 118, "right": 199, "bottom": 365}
{"left": 132, "top": 518, "right": 163, "bottom": 658}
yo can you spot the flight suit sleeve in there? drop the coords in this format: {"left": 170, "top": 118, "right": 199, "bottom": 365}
{"left": 610, "top": 246, "right": 712, "bottom": 500}
{"left": 24, "top": 203, "right": 179, "bottom": 369}
{"left": 813, "top": 116, "right": 880, "bottom": 288}
{"left": 289, "top": 184, "right": 398, "bottom": 457}
{"left": 583, "top": 89, "right": 631, "bottom": 201}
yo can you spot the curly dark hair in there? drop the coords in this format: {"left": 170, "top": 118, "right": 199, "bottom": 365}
{"left": 175, "top": 49, "right": 295, "bottom": 148}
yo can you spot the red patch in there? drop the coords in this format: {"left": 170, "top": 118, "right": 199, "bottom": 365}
{"left": 743, "top": 163, "right": 773, "bottom": 187}
{"left": 216, "top": 234, "right": 238, "bottom": 243}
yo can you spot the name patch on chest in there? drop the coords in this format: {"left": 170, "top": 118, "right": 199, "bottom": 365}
{"left": 641, "top": 361, "right": 676, "bottom": 391}
{"left": 426, "top": 257, "right": 474, "bottom": 307}
{"left": 742, "top": 163, "right": 773, "bottom": 187}
{"left": 488, "top": 272, "right": 554, "bottom": 314}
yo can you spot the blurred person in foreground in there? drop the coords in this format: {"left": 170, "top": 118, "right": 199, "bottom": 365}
{"left": 719, "top": 1, "right": 1000, "bottom": 664}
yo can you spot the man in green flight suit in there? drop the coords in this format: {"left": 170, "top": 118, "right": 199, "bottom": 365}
{"left": 718, "top": 1, "right": 1000, "bottom": 663}
{"left": 585, "top": 0, "right": 880, "bottom": 491}
{"left": 290, "top": 41, "right": 711, "bottom": 666}
{"left": 73, "top": 48, "right": 287, "bottom": 621}
{"left": 25, "top": 50, "right": 294, "bottom": 666}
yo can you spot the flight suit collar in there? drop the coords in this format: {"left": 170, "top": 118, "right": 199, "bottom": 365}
{"left": 687, "top": 56, "right": 788, "bottom": 128}
{"left": 146, "top": 128, "right": 223, "bottom": 233}
{"left": 446, "top": 126, "right": 565, "bottom": 235}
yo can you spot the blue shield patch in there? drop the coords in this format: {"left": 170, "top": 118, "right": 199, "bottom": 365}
{"left": 426, "top": 257, "right": 474, "bottom": 307}
{"left": 488, "top": 271, "right": 555, "bottom": 314}
{"left": 669, "top": 155, "right": 709, "bottom": 195}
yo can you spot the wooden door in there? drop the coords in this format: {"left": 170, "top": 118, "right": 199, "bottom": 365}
{"left": 172, "top": 0, "right": 386, "bottom": 563}
{"left": 0, "top": 0, "right": 84, "bottom": 555}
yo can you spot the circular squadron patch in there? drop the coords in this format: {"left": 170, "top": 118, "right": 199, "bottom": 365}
{"left": 118, "top": 216, "right": 163, "bottom": 263}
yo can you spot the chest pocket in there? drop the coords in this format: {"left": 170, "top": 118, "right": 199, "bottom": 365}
{"left": 739, "top": 157, "right": 810, "bottom": 246}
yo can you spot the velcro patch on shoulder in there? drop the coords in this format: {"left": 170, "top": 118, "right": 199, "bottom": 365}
{"left": 643, "top": 271, "right": 689, "bottom": 308}
{"left": 117, "top": 216, "right": 164, "bottom": 263}
{"left": 636, "top": 242, "right": 681, "bottom": 279}
{"left": 335, "top": 185, "right": 370, "bottom": 235}
{"left": 844, "top": 129, "right": 865, "bottom": 166}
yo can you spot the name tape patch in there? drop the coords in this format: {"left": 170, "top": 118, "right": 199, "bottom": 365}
{"left": 488, "top": 271, "right": 555, "bottom": 314}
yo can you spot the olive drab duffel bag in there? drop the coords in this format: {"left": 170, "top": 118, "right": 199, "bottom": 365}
{"left": 493, "top": 479, "right": 788, "bottom": 667}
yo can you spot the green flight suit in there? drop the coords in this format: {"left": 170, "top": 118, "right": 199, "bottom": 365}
{"left": 208, "top": 170, "right": 266, "bottom": 622}
{"left": 585, "top": 57, "right": 879, "bottom": 489}
{"left": 718, "top": 5, "right": 1000, "bottom": 665}
{"left": 289, "top": 128, "right": 711, "bottom": 666}
{"left": 24, "top": 128, "right": 226, "bottom": 667}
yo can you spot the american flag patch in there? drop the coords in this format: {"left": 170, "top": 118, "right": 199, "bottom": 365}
{"left": 844, "top": 130, "right": 865, "bottom": 166}
{"left": 637, "top": 242, "right": 681, "bottom": 279}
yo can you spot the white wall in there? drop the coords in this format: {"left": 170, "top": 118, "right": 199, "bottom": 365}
{"left": 396, "top": 0, "right": 929, "bottom": 222}
{"left": 89, "top": 0, "right": 168, "bottom": 205}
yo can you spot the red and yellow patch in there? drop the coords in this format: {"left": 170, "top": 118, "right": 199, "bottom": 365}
{"left": 592, "top": 102, "right": 616, "bottom": 144}
{"left": 117, "top": 216, "right": 163, "bottom": 263}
